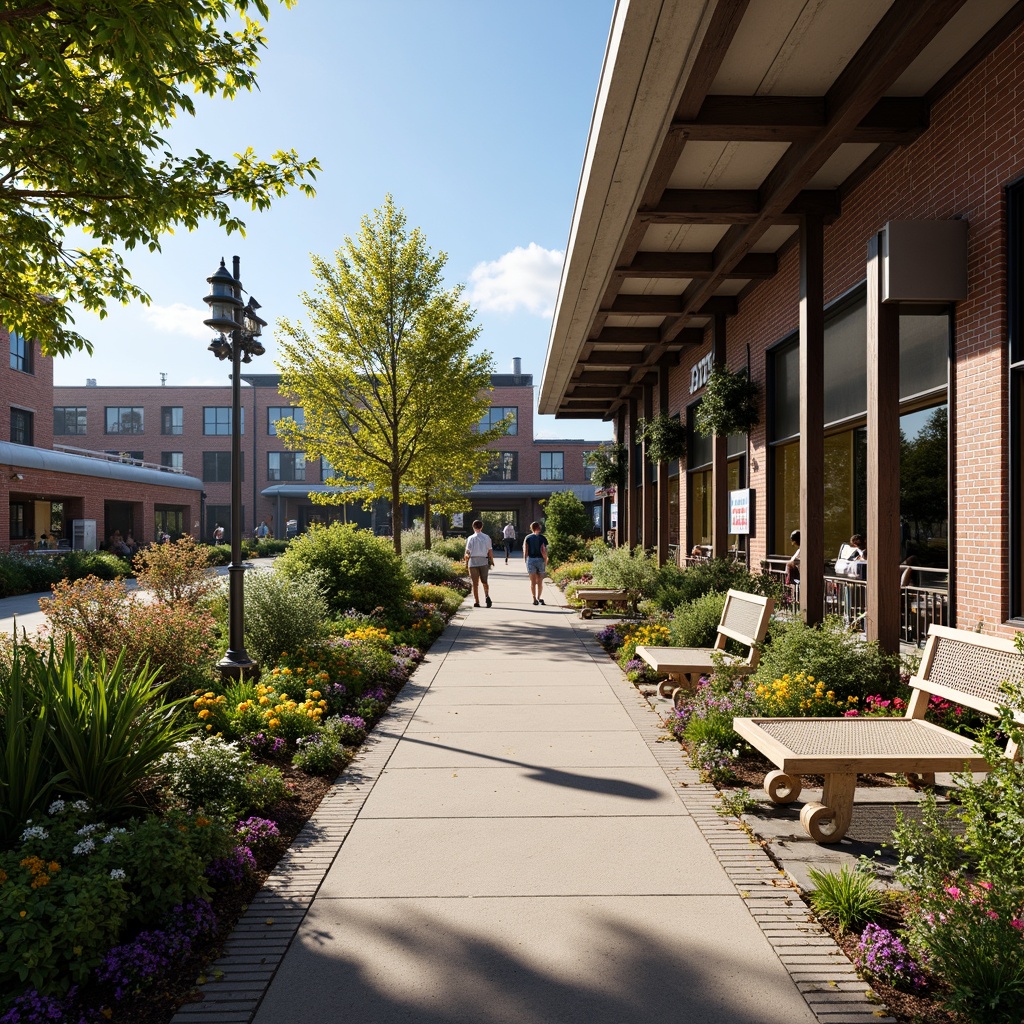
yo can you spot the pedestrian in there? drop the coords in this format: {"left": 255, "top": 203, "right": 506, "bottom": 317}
{"left": 501, "top": 520, "right": 516, "bottom": 563}
{"left": 213, "top": 523, "right": 225, "bottom": 544}
{"left": 255, "top": 517, "right": 271, "bottom": 540}
{"left": 464, "top": 520, "right": 494, "bottom": 607}
{"left": 523, "top": 521, "right": 548, "bottom": 606}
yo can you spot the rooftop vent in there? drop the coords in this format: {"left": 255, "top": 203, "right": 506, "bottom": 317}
{"left": 85, "top": 378, "right": 97, "bottom": 387}
{"left": 512, "top": 357, "right": 522, "bottom": 375}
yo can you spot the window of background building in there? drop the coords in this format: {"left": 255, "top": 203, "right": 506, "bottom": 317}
{"left": 481, "top": 451, "right": 518, "bottom": 482}
{"left": 685, "top": 408, "right": 746, "bottom": 553}
{"left": 582, "top": 451, "right": 595, "bottom": 482}
{"left": 161, "top": 407, "right": 183, "bottom": 435}
{"left": 8, "top": 331, "right": 31, "bottom": 373}
{"left": 203, "top": 451, "right": 242, "bottom": 482}
{"left": 767, "top": 291, "right": 949, "bottom": 565}
{"left": 268, "top": 407, "right": 304, "bottom": 435}
{"left": 54, "top": 407, "right": 87, "bottom": 435}
{"left": 105, "top": 406, "right": 144, "bottom": 434}
{"left": 1012, "top": 178, "right": 1024, "bottom": 617}
{"left": 320, "top": 457, "right": 336, "bottom": 482}
{"left": 540, "top": 451, "right": 564, "bottom": 481}
{"left": 154, "top": 506, "right": 185, "bottom": 539}
{"left": 204, "top": 407, "right": 243, "bottom": 435}
{"left": 268, "top": 452, "right": 305, "bottom": 481}
{"left": 10, "top": 408, "right": 33, "bottom": 446}
{"left": 161, "top": 452, "right": 184, "bottom": 472}
{"left": 479, "top": 406, "right": 517, "bottom": 435}
{"left": 9, "top": 503, "right": 27, "bottom": 540}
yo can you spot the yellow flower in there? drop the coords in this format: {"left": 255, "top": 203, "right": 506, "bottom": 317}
{"left": 48, "top": 862, "right": 60, "bottom": 873}
{"left": 311, "top": 691, "right": 321, "bottom": 699}
{"left": 259, "top": 696, "right": 270, "bottom": 706}
{"left": 205, "top": 724, "right": 213, "bottom": 731}
{"left": 198, "top": 709, "right": 211, "bottom": 720}
{"left": 268, "top": 718, "right": 281, "bottom": 729}
{"left": 19, "top": 910, "right": 26, "bottom": 918}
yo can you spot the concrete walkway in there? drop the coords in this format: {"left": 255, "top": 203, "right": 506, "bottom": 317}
{"left": 172, "top": 564, "right": 894, "bottom": 1024}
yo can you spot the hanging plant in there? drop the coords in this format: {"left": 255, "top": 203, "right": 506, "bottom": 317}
{"left": 637, "top": 413, "right": 686, "bottom": 463}
{"left": 585, "top": 443, "right": 626, "bottom": 491}
{"left": 693, "top": 366, "right": 760, "bottom": 437}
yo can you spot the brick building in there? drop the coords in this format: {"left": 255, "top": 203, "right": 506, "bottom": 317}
{"left": 541, "top": 0, "right": 1024, "bottom": 649}
{"left": 1, "top": 331, "right": 202, "bottom": 549}
{"left": 50, "top": 361, "right": 599, "bottom": 545}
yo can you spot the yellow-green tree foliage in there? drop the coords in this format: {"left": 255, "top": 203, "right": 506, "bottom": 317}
{"left": 275, "top": 196, "right": 501, "bottom": 554}
{"left": 0, "top": 0, "right": 318, "bottom": 356}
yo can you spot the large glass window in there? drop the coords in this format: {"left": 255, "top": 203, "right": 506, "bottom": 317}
{"left": 204, "top": 407, "right": 243, "bottom": 435}
{"left": 105, "top": 407, "right": 144, "bottom": 434}
{"left": 9, "top": 331, "right": 31, "bottom": 373}
{"left": 540, "top": 451, "right": 564, "bottom": 481}
{"left": 268, "top": 407, "right": 304, "bottom": 435}
{"left": 161, "top": 407, "right": 183, "bottom": 435}
{"left": 161, "top": 452, "right": 183, "bottom": 472}
{"left": 10, "top": 408, "right": 32, "bottom": 446}
{"left": 268, "top": 452, "right": 305, "bottom": 481}
{"left": 202, "top": 451, "right": 242, "bottom": 482}
{"left": 479, "top": 407, "right": 517, "bottom": 435}
{"left": 54, "top": 407, "right": 87, "bottom": 435}
{"left": 481, "top": 451, "right": 518, "bottom": 482}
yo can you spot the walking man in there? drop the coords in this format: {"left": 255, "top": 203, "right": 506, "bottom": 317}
{"left": 464, "top": 520, "right": 494, "bottom": 608}
{"left": 523, "top": 521, "right": 548, "bottom": 606}
{"left": 501, "top": 520, "right": 516, "bottom": 563}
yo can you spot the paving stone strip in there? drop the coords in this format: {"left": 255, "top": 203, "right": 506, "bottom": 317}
{"left": 172, "top": 599, "right": 894, "bottom": 1024}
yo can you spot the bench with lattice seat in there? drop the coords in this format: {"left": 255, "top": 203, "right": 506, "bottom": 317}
{"left": 733, "top": 625, "right": 1024, "bottom": 843}
{"left": 574, "top": 587, "right": 635, "bottom": 618}
{"left": 635, "top": 589, "right": 774, "bottom": 701}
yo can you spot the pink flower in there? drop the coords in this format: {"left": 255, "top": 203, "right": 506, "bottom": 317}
{"left": 945, "top": 886, "right": 962, "bottom": 899}
{"left": 977, "top": 880, "right": 993, "bottom": 890}
{"left": 987, "top": 911, "right": 1000, "bottom": 921}
{"left": 1011, "top": 918, "right": 1023, "bottom": 931}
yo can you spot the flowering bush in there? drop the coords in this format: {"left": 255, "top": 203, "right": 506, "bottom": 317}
{"left": 132, "top": 535, "right": 217, "bottom": 606}
{"left": 205, "top": 844, "right": 257, "bottom": 887}
{"left": 324, "top": 714, "right": 367, "bottom": 746}
{"left": 242, "top": 566, "right": 329, "bottom": 666}
{"left": 616, "top": 622, "right": 670, "bottom": 669}
{"left": 235, "top": 816, "right": 281, "bottom": 855}
{"left": 292, "top": 731, "right": 351, "bottom": 776}
{"left": 855, "top": 923, "right": 927, "bottom": 992}
{"left": 595, "top": 623, "right": 627, "bottom": 652}
{"left": 754, "top": 671, "right": 854, "bottom": 717}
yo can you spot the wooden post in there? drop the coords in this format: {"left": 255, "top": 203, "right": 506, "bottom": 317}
{"left": 800, "top": 214, "right": 825, "bottom": 625}
{"left": 866, "top": 231, "right": 901, "bottom": 653}
{"left": 627, "top": 397, "right": 638, "bottom": 549}
{"left": 657, "top": 364, "right": 671, "bottom": 565}
{"left": 642, "top": 381, "right": 655, "bottom": 550}
{"left": 615, "top": 406, "right": 627, "bottom": 547}
{"left": 711, "top": 313, "right": 729, "bottom": 559}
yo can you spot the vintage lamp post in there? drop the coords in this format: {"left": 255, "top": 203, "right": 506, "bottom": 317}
{"left": 203, "top": 256, "right": 266, "bottom": 679}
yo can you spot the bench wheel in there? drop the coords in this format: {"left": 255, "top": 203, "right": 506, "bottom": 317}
{"left": 906, "top": 771, "right": 936, "bottom": 789}
{"left": 657, "top": 680, "right": 674, "bottom": 698}
{"left": 799, "top": 802, "right": 843, "bottom": 844}
{"left": 764, "top": 770, "right": 802, "bottom": 804}
{"left": 581, "top": 608, "right": 593, "bottom": 619}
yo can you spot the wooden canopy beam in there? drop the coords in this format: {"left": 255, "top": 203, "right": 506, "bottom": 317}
{"left": 640, "top": 188, "right": 839, "bottom": 225}
{"left": 621, "top": 252, "right": 777, "bottom": 279}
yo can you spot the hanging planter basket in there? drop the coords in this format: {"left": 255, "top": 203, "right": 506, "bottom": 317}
{"left": 585, "top": 442, "right": 627, "bottom": 491}
{"left": 693, "top": 367, "right": 760, "bottom": 437}
{"left": 638, "top": 413, "right": 686, "bottom": 463}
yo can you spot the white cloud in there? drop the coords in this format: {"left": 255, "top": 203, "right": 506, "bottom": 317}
{"left": 468, "top": 243, "right": 564, "bottom": 317}
{"left": 141, "top": 302, "right": 211, "bottom": 339}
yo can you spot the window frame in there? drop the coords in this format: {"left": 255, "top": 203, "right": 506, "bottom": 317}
{"left": 202, "top": 450, "right": 242, "bottom": 482}
{"left": 8, "top": 331, "right": 31, "bottom": 374}
{"left": 161, "top": 406, "right": 183, "bottom": 435}
{"left": 268, "top": 406, "right": 304, "bottom": 435}
{"left": 10, "top": 407, "right": 33, "bottom": 446}
{"left": 267, "top": 451, "right": 306, "bottom": 481}
{"left": 203, "top": 406, "right": 242, "bottom": 435}
{"left": 160, "top": 451, "right": 184, "bottom": 472}
{"left": 104, "top": 406, "right": 145, "bottom": 435}
{"left": 479, "top": 406, "right": 518, "bottom": 435}
{"left": 539, "top": 451, "right": 564, "bottom": 482}
{"left": 53, "top": 406, "right": 87, "bottom": 436}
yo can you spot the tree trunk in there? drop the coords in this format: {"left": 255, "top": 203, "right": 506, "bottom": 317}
{"left": 392, "top": 474, "right": 402, "bottom": 556}
{"left": 423, "top": 494, "right": 432, "bottom": 550}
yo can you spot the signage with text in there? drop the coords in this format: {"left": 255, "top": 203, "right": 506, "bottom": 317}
{"left": 729, "top": 489, "right": 752, "bottom": 535}
{"left": 690, "top": 352, "right": 713, "bottom": 394}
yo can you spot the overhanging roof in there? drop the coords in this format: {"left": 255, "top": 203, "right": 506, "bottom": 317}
{"left": 541, "top": 0, "right": 1021, "bottom": 421}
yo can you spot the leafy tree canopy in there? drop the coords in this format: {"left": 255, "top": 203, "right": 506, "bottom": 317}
{"left": 275, "top": 195, "right": 500, "bottom": 554}
{"left": 0, "top": 0, "right": 319, "bottom": 356}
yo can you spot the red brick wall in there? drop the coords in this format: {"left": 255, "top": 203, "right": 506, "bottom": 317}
{"left": 1, "top": 333, "right": 54, "bottom": 450}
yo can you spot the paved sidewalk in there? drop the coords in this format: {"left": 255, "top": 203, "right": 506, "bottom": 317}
{"left": 173, "top": 565, "right": 893, "bottom": 1024}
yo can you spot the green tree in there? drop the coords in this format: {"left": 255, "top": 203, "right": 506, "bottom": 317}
{"left": 276, "top": 196, "right": 499, "bottom": 555}
{"left": 541, "top": 490, "right": 592, "bottom": 565}
{"left": 0, "top": 0, "right": 318, "bottom": 356}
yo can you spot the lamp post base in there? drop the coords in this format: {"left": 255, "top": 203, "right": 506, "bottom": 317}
{"left": 217, "top": 653, "right": 260, "bottom": 681}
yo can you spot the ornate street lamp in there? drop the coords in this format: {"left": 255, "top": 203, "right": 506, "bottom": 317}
{"left": 203, "top": 256, "right": 266, "bottom": 679}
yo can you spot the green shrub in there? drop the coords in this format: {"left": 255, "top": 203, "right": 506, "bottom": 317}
{"left": 404, "top": 549, "right": 463, "bottom": 586}
{"left": 159, "top": 735, "right": 259, "bottom": 816}
{"left": 654, "top": 558, "right": 779, "bottom": 610}
{"left": 242, "top": 763, "right": 289, "bottom": 810}
{"left": 275, "top": 523, "right": 411, "bottom": 618}
{"left": 752, "top": 616, "right": 902, "bottom": 706}
{"left": 552, "top": 561, "right": 593, "bottom": 590}
{"left": 540, "top": 491, "right": 592, "bottom": 566}
{"left": 59, "top": 549, "right": 132, "bottom": 582}
{"left": 243, "top": 566, "right": 329, "bottom": 666}
{"left": 292, "top": 731, "right": 351, "bottom": 775}
{"left": 589, "top": 545, "right": 661, "bottom": 601}
{"left": 807, "top": 860, "right": 884, "bottom": 934}
{"left": 432, "top": 536, "right": 471, "bottom": 560}
{"left": 410, "top": 583, "right": 464, "bottom": 616}
{"left": 132, "top": 535, "right": 218, "bottom": 605}
{"left": 668, "top": 591, "right": 728, "bottom": 648}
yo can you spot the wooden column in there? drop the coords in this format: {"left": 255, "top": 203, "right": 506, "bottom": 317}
{"left": 642, "top": 381, "right": 655, "bottom": 550}
{"left": 799, "top": 214, "right": 825, "bottom": 625}
{"left": 657, "top": 365, "right": 671, "bottom": 565}
{"left": 866, "top": 232, "right": 901, "bottom": 653}
{"left": 615, "top": 406, "right": 627, "bottom": 547}
{"left": 627, "top": 397, "right": 638, "bottom": 549}
{"left": 711, "top": 313, "right": 729, "bottom": 559}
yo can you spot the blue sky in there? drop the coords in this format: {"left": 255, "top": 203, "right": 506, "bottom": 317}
{"left": 55, "top": 0, "right": 615, "bottom": 442}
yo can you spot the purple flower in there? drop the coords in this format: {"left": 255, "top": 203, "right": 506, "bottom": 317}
{"left": 0, "top": 988, "right": 85, "bottom": 1024}
{"left": 235, "top": 816, "right": 281, "bottom": 853}
{"left": 856, "top": 924, "right": 927, "bottom": 992}
{"left": 205, "top": 845, "right": 257, "bottom": 887}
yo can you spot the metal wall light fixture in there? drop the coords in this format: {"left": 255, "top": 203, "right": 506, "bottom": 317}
{"left": 202, "top": 256, "right": 266, "bottom": 680}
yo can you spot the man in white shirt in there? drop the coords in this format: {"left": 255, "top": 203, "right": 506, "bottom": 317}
{"left": 464, "top": 519, "right": 494, "bottom": 608}
{"left": 501, "top": 521, "right": 516, "bottom": 563}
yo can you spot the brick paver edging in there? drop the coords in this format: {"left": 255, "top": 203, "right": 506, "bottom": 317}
{"left": 169, "top": 610, "right": 467, "bottom": 1024}
{"left": 563, "top": 608, "right": 896, "bottom": 1024}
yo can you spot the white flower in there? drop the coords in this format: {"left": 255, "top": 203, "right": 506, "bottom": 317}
{"left": 72, "top": 800, "right": 89, "bottom": 812}
{"left": 109, "top": 868, "right": 126, "bottom": 880}
{"left": 76, "top": 823, "right": 103, "bottom": 836}
{"left": 102, "top": 828, "right": 126, "bottom": 843}
{"left": 21, "top": 826, "right": 48, "bottom": 841}
{"left": 72, "top": 839, "right": 96, "bottom": 856}
{"left": 47, "top": 799, "right": 66, "bottom": 816}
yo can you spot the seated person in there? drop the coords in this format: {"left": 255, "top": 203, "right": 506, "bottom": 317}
{"left": 835, "top": 533, "right": 866, "bottom": 577}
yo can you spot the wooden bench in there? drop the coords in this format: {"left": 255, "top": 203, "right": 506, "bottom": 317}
{"left": 574, "top": 587, "right": 634, "bottom": 619}
{"left": 636, "top": 589, "right": 774, "bottom": 701}
{"left": 733, "top": 625, "right": 1024, "bottom": 843}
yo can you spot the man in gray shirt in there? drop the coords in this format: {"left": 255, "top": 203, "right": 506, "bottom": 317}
{"left": 464, "top": 520, "right": 494, "bottom": 608}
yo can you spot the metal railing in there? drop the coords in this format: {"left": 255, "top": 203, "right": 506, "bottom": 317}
{"left": 761, "top": 557, "right": 949, "bottom": 645}
{"left": 53, "top": 444, "right": 185, "bottom": 474}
